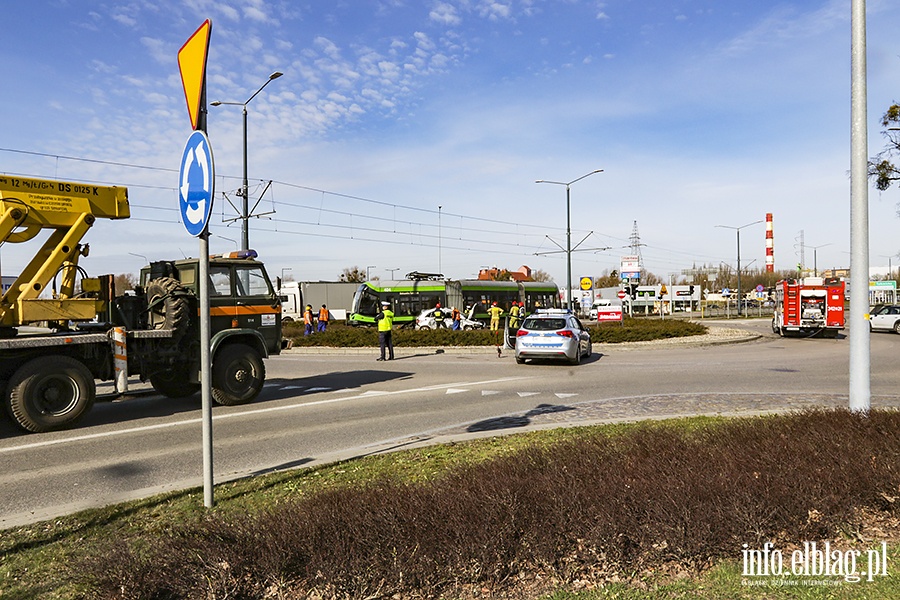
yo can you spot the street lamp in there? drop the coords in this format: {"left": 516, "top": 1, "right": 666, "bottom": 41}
{"left": 214, "top": 234, "right": 239, "bottom": 250}
{"left": 716, "top": 220, "right": 763, "bottom": 316}
{"left": 438, "top": 205, "right": 442, "bottom": 276}
{"left": 386, "top": 267, "right": 400, "bottom": 280}
{"left": 211, "top": 71, "right": 283, "bottom": 251}
{"left": 536, "top": 169, "right": 603, "bottom": 311}
{"left": 366, "top": 265, "right": 376, "bottom": 281}
{"left": 803, "top": 243, "right": 832, "bottom": 277}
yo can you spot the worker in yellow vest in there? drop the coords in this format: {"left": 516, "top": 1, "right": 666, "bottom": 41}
{"left": 509, "top": 301, "right": 521, "bottom": 329}
{"left": 376, "top": 301, "right": 394, "bottom": 361}
{"left": 488, "top": 301, "right": 504, "bottom": 332}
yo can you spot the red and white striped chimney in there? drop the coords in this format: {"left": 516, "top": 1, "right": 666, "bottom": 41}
{"left": 765, "top": 212, "right": 774, "bottom": 272}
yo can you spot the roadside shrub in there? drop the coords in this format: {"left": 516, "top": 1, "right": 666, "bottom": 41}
{"left": 286, "top": 319, "right": 706, "bottom": 347}
{"left": 78, "top": 409, "right": 900, "bottom": 599}
{"left": 588, "top": 318, "right": 706, "bottom": 343}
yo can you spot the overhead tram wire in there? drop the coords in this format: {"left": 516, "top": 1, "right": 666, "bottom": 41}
{"left": 1, "top": 147, "right": 605, "bottom": 256}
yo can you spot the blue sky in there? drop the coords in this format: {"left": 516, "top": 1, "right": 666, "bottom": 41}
{"left": 2, "top": 0, "right": 900, "bottom": 289}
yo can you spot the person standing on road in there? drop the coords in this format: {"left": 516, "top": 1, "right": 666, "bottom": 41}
{"left": 509, "top": 301, "right": 521, "bottom": 329}
{"left": 433, "top": 302, "right": 446, "bottom": 329}
{"left": 451, "top": 306, "right": 461, "bottom": 330}
{"left": 376, "top": 300, "right": 395, "bottom": 361}
{"left": 317, "top": 304, "right": 330, "bottom": 332}
{"left": 488, "top": 301, "right": 504, "bottom": 332}
{"left": 303, "top": 304, "right": 315, "bottom": 336}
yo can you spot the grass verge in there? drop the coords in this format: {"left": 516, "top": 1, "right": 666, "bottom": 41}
{"left": 3, "top": 410, "right": 900, "bottom": 599}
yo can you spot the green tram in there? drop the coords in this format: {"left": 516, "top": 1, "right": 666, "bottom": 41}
{"left": 349, "top": 275, "right": 560, "bottom": 327}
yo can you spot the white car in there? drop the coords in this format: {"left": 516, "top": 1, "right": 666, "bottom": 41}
{"left": 515, "top": 309, "right": 592, "bottom": 365}
{"left": 869, "top": 304, "right": 900, "bottom": 334}
{"left": 589, "top": 299, "right": 612, "bottom": 320}
{"left": 415, "top": 308, "right": 484, "bottom": 330}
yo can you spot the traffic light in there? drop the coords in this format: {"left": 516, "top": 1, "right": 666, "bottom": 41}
{"left": 689, "top": 285, "right": 695, "bottom": 295}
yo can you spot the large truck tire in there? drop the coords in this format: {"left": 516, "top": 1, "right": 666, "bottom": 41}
{"left": 212, "top": 343, "right": 265, "bottom": 406}
{"left": 145, "top": 277, "right": 190, "bottom": 331}
{"left": 5, "top": 356, "right": 96, "bottom": 433}
{"left": 150, "top": 369, "right": 201, "bottom": 399}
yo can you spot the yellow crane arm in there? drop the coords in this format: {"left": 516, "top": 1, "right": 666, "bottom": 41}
{"left": 0, "top": 175, "right": 130, "bottom": 327}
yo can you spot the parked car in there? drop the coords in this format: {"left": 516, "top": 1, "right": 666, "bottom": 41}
{"left": 869, "top": 304, "right": 900, "bottom": 334}
{"left": 514, "top": 309, "right": 592, "bottom": 365}
{"left": 415, "top": 308, "right": 483, "bottom": 330}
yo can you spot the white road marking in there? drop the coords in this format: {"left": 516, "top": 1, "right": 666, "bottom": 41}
{"left": 445, "top": 388, "right": 468, "bottom": 394}
{"left": 0, "top": 376, "right": 531, "bottom": 454}
{"left": 555, "top": 393, "right": 578, "bottom": 398}
{"left": 517, "top": 392, "right": 541, "bottom": 397}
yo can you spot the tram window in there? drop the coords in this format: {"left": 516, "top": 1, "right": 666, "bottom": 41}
{"left": 359, "top": 291, "right": 380, "bottom": 315}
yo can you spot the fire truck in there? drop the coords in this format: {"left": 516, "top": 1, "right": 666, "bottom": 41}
{"left": 771, "top": 277, "right": 845, "bottom": 338}
{"left": 0, "top": 174, "right": 283, "bottom": 433}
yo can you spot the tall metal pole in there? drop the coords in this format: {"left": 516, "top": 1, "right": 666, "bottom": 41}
{"left": 210, "top": 71, "right": 282, "bottom": 252}
{"left": 849, "top": 0, "right": 870, "bottom": 413}
{"left": 535, "top": 169, "right": 603, "bottom": 312}
{"left": 715, "top": 220, "right": 762, "bottom": 317}
{"left": 566, "top": 185, "right": 572, "bottom": 311}
{"left": 241, "top": 105, "right": 249, "bottom": 251}
{"left": 438, "top": 205, "right": 442, "bottom": 275}
{"left": 198, "top": 68, "right": 214, "bottom": 511}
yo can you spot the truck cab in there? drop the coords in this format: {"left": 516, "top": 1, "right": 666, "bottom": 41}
{"left": 139, "top": 250, "right": 283, "bottom": 357}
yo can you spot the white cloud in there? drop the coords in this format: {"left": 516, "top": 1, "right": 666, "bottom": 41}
{"left": 430, "top": 2, "right": 462, "bottom": 26}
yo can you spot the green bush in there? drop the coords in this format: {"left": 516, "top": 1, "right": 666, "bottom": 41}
{"left": 588, "top": 317, "right": 706, "bottom": 343}
{"left": 285, "top": 319, "right": 706, "bottom": 347}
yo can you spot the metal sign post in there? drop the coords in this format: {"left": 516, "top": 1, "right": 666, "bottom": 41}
{"left": 178, "top": 19, "right": 215, "bottom": 508}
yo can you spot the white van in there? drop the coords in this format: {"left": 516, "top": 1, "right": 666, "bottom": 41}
{"left": 589, "top": 299, "right": 612, "bottom": 320}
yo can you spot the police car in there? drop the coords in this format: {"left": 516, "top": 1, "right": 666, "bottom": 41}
{"left": 514, "top": 308, "right": 592, "bottom": 365}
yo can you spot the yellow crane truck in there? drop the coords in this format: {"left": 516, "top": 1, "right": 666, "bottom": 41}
{"left": 0, "top": 174, "right": 283, "bottom": 433}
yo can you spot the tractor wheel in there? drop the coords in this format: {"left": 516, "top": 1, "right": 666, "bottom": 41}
{"left": 212, "top": 344, "right": 265, "bottom": 406}
{"left": 6, "top": 356, "right": 95, "bottom": 433}
{"left": 145, "top": 277, "right": 190, "bottom": 331}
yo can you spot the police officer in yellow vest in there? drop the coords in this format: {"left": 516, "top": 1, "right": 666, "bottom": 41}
{"left": 376, "top": 301, "right": 395, "bottom": 361}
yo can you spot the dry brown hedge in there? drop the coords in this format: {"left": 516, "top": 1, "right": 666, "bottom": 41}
{"left": 77, "top": 409, "right": 900, "bottom": 599}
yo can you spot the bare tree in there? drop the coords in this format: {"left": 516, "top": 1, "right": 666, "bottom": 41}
{"left": 530, "top": 269, "right": 553, "bottom": 282}
{"left": 339, "top": 266, "right": 367, "bottom": 283}
{"left": 114, "top": 273, "right": 138, "bottom": 293}
{"left": 869, "top": 103, "right": 900, "bottom": 217}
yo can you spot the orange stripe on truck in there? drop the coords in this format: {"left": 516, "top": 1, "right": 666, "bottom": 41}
{"left": 208, "top": 306, "right": 279, "bottom": 317}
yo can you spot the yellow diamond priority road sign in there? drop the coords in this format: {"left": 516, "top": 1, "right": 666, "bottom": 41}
{"left": 178, "top": 19, "right": 212, "bottom": 131}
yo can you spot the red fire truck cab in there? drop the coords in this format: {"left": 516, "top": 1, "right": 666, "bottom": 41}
{"left": 771, "top": 277, "right": 845, "bottom": 338}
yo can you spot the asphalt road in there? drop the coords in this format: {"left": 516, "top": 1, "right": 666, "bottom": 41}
{"left": 2, "top": 319, "right": 899, "bottom": 529}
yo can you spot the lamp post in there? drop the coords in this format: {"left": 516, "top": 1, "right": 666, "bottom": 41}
{"left": 214, "top": 234, "right": 239, "bottom": 250}
{"left": 803, "top": 243, "right": 832, "bottom": 277}
{"left": 438, "top": 205, "right": 442, "bottom": 276}
{"left": 211, "top": 71, "right": 283, "bottom": 251}
{"left": 716, "top": 220, "right": 763, "bottom": 316}
{"left": 366, "top": 265, "right": 376, "bottom": 281}
{"left": 536, "top": 169, "right": 603, "bottom": 311}
{"left": 387, "top": 267, "right": 400, "bottom": 280}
